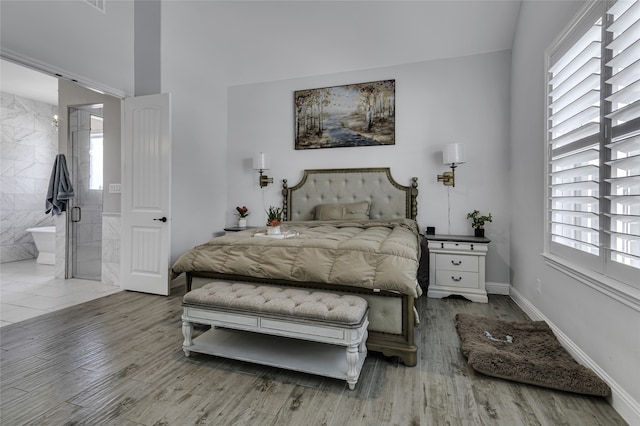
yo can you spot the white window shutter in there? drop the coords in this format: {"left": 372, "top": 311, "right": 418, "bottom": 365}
{"left": 605, "top": 0, "right": 640, "bottom": 279}
{"left": 548, "top": 18, "right": 602, "bottom": 259}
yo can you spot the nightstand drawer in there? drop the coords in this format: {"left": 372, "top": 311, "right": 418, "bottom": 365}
{"left": 435, "top": 254, "right": 478, "bottom": 272}
{"left": 439, "top": 242, "right": 475, "bottom": 251}
{"left": 435, "top": 270, "right": 479, "bottom": 289}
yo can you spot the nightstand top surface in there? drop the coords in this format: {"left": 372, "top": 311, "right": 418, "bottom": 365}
{"left": 425, "top": 234, "right": 491, "bottom": 244}
{"left": 224, "top": 226, "right": 258, "bottom": 232}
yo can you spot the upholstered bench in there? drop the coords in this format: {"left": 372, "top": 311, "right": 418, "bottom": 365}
{"left": 181, "top": 281, "right": 369, "bottom": 389}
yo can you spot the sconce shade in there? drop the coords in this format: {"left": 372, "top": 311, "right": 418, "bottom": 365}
{"left": 253, "top": 152, "right": 270, "bottom": 170}
{"left": 253, "top": 152, "right": 274, "bottom": 188}
{"left": 443, "top": 143, "right": 466, "bottom": 165}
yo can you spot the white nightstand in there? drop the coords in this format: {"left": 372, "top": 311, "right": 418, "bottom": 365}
{"left": 426, "top": 234, "right": 490, "bottom": 303}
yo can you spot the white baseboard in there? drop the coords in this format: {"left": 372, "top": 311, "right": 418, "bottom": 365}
{"left": 510, "top": 287, "right": 640, "bottom": 426}
{"left": 486, "top": 281, "right": 510, "bottom": 295}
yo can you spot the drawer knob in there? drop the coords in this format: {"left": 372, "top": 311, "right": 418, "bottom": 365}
{"left": 451, "top": 276, "right": 462, "bottom": 282}
{"left": 451, "top": 260, "right": 462, "bottom": 266}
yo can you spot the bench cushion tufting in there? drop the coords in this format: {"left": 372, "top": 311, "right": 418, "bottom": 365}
{"left": 183, "top": 281, "right": 368, "bottom": 325}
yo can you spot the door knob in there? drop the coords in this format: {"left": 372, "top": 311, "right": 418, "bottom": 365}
{"left": 153, "top": 217, "right": 167, "bottom": 222}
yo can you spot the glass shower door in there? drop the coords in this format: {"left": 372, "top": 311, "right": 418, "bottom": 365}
{"left": 69, "top": 107, "right": 103, "bottom": 281}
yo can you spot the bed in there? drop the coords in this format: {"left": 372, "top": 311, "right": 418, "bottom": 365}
{"left": 171, "top": 167, "right": 421, "bottom": 366}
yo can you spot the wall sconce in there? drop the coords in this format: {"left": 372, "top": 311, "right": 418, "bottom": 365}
{"left": 437, "top": 143, "right": 466, "bottom": 187}
{"left": 253, "top": 152, "right": 273, "bottom": 188}
{"left": 52, "top": 115, "right": 59, "bottom": 130}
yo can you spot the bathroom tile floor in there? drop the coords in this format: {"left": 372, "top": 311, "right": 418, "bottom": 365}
{"left": 0, "top": 259, "right": 121, "bottom": 327}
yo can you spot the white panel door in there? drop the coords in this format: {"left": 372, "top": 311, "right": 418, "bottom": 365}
{"left": 121, "top": 93, "right": 171, "bottom": 295}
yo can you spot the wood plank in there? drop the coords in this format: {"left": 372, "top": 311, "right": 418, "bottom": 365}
{"left": 320, "top": 353, "right": 379, "bottom": 423}
{"left": 272, "top": 381, "right": 346, "bottom": 426}
{"left": 0, "top": 291, "right": 627, "bottom": 426}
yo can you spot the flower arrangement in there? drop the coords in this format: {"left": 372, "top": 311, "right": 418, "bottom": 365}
{"left": 235, "top": 206, "right": 250, "bottom": 218}
{"left": 466, "top": 210, "right": 492, "bottom": 229}
{"left": 266, "top": 206, "right": 283, "bottom": 227}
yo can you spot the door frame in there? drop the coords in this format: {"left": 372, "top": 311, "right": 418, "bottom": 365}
{"left": 3, "top": 55, "right": 130, "bottom": 283}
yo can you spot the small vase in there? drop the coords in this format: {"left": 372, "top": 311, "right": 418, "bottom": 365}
{"left": 474, "top": 228, "right": 485, "bottom": 238}
{"left": 267, "top": 225, "right": 281, "bottom": 235}
{"left": 237, "top": 218, "right": 247, "bottom": 228}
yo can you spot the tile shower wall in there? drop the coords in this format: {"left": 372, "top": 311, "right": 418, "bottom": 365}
{"left": 1, "top": 91, "right": 58, "bottom": 263}
{"left": 102, "top": 214, "right": 120, "bottom": 286}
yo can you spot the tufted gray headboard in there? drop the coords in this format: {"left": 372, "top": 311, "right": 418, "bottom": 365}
{"left": 282, "top": 168, "right": 418, "bottom": 221}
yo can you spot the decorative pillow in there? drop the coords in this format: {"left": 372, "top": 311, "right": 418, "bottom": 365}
{"left": 315, "top": 201, "right": 370, "bottom": 221}
{"left": 314, "top": 204, "right": 344, "bottom": 220}
{"left": 342, "top": 201, "right": 371, "bottom": 220}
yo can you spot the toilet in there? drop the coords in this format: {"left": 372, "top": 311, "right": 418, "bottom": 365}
{"left": 25, "top": 226, "right": 56, "bottom": 265}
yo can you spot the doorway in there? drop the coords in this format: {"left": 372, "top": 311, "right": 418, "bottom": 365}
{"left": 68, "top": 105, "right": 104, "bottom": 281}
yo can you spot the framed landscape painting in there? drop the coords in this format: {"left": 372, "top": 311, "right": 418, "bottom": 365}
{"left": 294, "top": 79, "right": 395, "bottom": 150}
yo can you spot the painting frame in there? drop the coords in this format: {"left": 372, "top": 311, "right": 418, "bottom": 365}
{"left": 294, "top": 79, "right": 395, "bottom": 150}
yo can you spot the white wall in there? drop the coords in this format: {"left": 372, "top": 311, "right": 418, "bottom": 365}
{"left": 134, "top": 0, "right": 161, "bottom": 97}
{"left": 510, "top": 1, "right": 640, "bottom": 423}
{"left": 227, "top": 51, "right": 512, "bottom": 286}
{"left": 161, "top": 5, "right": 229, "bottom": 262}
{"left": 0, "top": 0, "right": 134, "bottom": 97}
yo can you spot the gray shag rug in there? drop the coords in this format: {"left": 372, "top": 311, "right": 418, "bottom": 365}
{"left": 455, "top": 313, "right": 611, "bottom": 397}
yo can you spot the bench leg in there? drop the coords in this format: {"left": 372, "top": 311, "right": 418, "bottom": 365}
{"left": 182, "top": 316, "right": 193, "bottom": 357}
{"left": 359, "top": 330, "right": 368, "bottom": 353}
{"left": 346, "top": 344, "right": 359, "bottom": 390}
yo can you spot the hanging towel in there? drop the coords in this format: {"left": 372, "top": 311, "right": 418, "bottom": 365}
{"left": 46, "top": 154, "right": 75, "bottom": 216}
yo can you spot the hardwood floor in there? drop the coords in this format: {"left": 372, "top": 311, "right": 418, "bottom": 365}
{"left": 0, "top": 286, "right": 626, "bottom": 425}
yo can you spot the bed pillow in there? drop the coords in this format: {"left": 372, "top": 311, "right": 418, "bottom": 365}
{"left": 315, "top": 201, "right": 370, "bottom": 221}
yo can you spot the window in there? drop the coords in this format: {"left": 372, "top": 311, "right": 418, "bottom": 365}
{"left": 546, "top": 0, "right": 640, "bottom": 289}
{"left": 89, "top": 115, "right": 103, "bottom": 191}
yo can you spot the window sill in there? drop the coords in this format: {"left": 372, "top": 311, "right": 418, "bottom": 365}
{"left": 542, "top": 253, "right": 640, "bottom": 313}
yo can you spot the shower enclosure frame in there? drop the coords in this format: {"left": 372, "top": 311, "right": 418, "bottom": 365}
{"left": 65, "top": 104, "right": 104, "bottom": 281}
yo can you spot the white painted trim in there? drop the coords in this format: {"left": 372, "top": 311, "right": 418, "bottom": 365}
{"left": 543, "top": 253, "right": 640, "bottom": 313}
{"left": 1, "top": 48, "right": 130, "bottom": 100}
{"left": 510, "top": 287, "right": 640, "bottom": 426}
{"left": 486, "top": 281, "right": 510, "bottom": 295}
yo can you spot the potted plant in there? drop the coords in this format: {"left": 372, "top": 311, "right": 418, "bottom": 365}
{"left": 466, "top": 210, "right": 492, "bottom": 237}
{"left": 235, "top": 206, "right": 250, "bottom": 228}
{"left": 266, "top": 206, "right": 283, "bottom": 235}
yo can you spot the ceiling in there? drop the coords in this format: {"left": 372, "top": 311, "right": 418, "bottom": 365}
{"left": 1, "top": 59, "right": 58, "bottom": 106}
{"left": 165, "top": 0, "right": 523, "bottom": 87}
{"left": 0, "top": 0, "right": 523, "bottom": 106}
